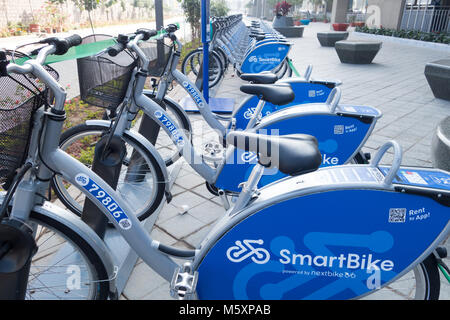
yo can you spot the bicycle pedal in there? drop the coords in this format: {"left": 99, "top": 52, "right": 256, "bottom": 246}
{"left": 170, "top": 262, "right": 198, "bottom": 300}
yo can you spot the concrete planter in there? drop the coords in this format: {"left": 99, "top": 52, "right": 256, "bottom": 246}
{"left": 317, "top": 31, "right": 349, "bottom": 47}
{"left": 425, "top": 59, "right": 450, "bottom": 101}
{"left": 332, "top": 23, "right": 350, "bottom": 31}
{"left": 273, "top": 15, "right": 303, "bottom": 37}
{"left": 29, "top": 24, "right": 40, "bottom": 33}
{"left": 274, "top": 26, "right": 304, "bottom": 38}
{"left": 335, "top": 40, "right": 382, "bottom": 64}
{"left": 432, "top": 116, "right": 450, "bottom": 171}
{"left": 273, "top": 15, "right": 294, "bottom": 28}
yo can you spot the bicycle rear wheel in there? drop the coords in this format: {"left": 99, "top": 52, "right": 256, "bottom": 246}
{"left": 181, "top": 48, "right": 224, "bottom": 89}
{"left": 361, "top": 254, "right": 440, "bottom": 300}
{"left": 27, "top": 210, "right": 110, "bottom": 300}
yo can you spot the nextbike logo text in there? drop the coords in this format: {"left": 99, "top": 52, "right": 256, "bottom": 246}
{"left": 182, "top": 81, "right": 204, "bottom": 108}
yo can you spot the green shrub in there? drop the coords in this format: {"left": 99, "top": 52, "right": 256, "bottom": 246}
{"left": 355, "top": 26, "right": 449, "bottom": 44}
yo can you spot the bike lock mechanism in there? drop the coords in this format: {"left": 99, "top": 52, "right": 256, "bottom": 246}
{"left": 0, "top": 219, "right": 37, "bottom": 299}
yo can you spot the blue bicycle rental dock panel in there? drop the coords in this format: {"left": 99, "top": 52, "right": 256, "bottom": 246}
{"left": 240, "top": 42, "right": 290, "bottom": 73}
{"left": 232, "top": 80, "right": 339, "bottom": 130}
{"left": 196, "top": 173, "right": 449, "bottom": 299}
{"left": 379, "top": 166, "right": 450, "bottom": 191}
{"left": 216, "top": 105, "right": 381, "bottom": 193}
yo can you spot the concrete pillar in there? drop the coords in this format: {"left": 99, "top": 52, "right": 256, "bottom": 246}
{"left": 256, "top": 0, "right": 262, "bottom": 19}
{"left": 367, "top": 0, "right": 406, "bottom": 30}
{"left": 331, "top": 0, "right": 350, "bottom": 24}
{"left": 155, "top": 0, "right": 164, "bottom": 30}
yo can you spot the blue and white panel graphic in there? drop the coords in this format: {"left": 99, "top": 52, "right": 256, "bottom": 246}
{"left": 75, "top": 173, "right": 132, "bottom": 230}
{"left": 241, "top": 43, "right": 290, "bottom": 74}
{"left": 196, "top": 189, "right": 449, "bottom": 300}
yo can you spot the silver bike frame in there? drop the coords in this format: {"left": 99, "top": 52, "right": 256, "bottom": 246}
{"left": 6, "top": 43, "right": 181, "bottom": 283}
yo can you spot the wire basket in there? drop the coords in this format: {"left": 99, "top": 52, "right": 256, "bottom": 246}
{"left": 77, "top": 34, "right": 137, "bottom": 110}
{"left": 138, "top": 38, "right": 172, "bottom": 77}
{"left": 0, "top": 51, "right": 59, "bottom": 187}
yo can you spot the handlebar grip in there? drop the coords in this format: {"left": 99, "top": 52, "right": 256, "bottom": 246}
{"left": 136, "top": 29, "right": 158, "bottom": 41}
{"left": 107, "top": 42, "right": 126, "bottom": 57}
{"left": 65, "top": 34, "right": 82, "bottom": 48}
{"left": 39, "top": 34, "right": 82, "bottom": 55}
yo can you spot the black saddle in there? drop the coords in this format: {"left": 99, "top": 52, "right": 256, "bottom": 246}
{"left": 240, "top": 83, "right": 295, "bottom": 106}
{"left": 249, "top": 33, "right": 265, "bottom": 41}
{"left": 227, "top": 131, "right": 322, "bottom": 176}
{"left": 240, "top": 72, "right": 278, "bottom": 84}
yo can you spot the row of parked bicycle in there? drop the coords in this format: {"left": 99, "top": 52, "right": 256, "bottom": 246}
{"left": 0, "top": 20, "right": 448, "bottom": 300}
{"left": 181, "top": 15, "right": 296, "bottom": 88}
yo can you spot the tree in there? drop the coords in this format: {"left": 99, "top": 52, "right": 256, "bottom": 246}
{"left": 177, "top": 0, "right": 201, "bottom": 40}
{"left": 210, "top": 0, "right": 229, "bottom": 17}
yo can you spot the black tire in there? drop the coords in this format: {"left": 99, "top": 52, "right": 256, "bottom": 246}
{"left": 27, "top": 210, "right": 110, "bottom": 300}
{"left": 418, "top": 254, "right": 441, "bottom": 300}
{"left": 181, "top": 48, "right": 224, "bottom": 89}
{"left": 353, "top": 151, "right": 371, "bottom": 164}
{"left": 51, "top": 124, "right": 166, "bottom": 221}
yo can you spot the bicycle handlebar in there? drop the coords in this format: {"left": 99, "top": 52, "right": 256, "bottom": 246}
{"left": 37, "top": 34, "right": 82, "bottom": 56}
{"left": 107, "top": 34, "right": 129, "bottom": 57}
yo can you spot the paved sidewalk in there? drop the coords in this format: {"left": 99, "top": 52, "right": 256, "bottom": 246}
{"left": 120, "top": 22, "right": 449, "bottom": 300}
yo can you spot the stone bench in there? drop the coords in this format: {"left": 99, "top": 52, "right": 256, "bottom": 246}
{"left": 317, "top": 31, "right": 349, "bottom": 47}
{"left": 425, "top": 59, "right": 450, "bottom": 101}
{"left": 335, "top": 40, "right": 382, "bottom": 64}
{"left": 274, "top": 26, "right": 304, "bottom": 38}
{"left": 432, "top": 116, "right": 450, "bottom": 172}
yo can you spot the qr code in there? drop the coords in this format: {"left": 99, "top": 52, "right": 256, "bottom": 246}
{"left": 334, "top": 125, "right": 344, "bottom": 135}
{"left": 389, "top": 208, "right": 406, "bottom": 223}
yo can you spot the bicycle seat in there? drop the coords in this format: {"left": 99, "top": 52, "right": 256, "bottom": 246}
{"left": 250, "top": 34, "right": 266, "bottom": 41}
{"left": 226, "top": 131, "right": 322, "bottom": 176}
{"left": 240, "top": 83, "right": 295, "bottom": 106}
{"left": 240, "top": 72, "right": 278, "bottom": 84}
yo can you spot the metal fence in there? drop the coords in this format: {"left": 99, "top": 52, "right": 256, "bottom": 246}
{"left": 401, "top": 4, "right": 450, "bottom": 33}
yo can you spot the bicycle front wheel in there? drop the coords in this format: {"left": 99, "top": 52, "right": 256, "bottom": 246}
{"left": 51, "top": 124, "right": 166, "bottom": 221}
{"left": 27, "top": 210, "right": 110, "bottom": 300}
